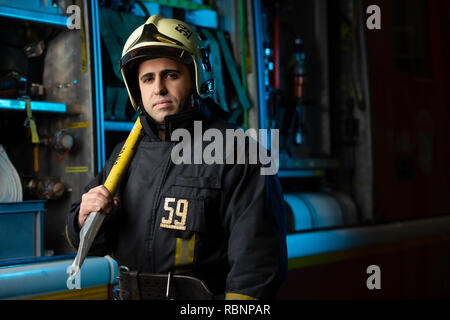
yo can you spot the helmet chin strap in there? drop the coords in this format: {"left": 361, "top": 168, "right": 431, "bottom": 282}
{"left": 190, "top": 93, "right": 196, "bottom": 109}
{"left": 138, "top": 103, "right": 165, "bottom": 131}
{"left": 138, "top": 93, "right": 197, "bottom": 132}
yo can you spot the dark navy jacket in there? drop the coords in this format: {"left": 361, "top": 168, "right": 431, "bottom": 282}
{"left": 66, "top": 99, "right": 287, "bottom": 299}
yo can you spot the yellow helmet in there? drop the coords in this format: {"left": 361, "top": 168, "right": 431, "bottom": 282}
{"left": 119, "top": 14, "right": 214, "bottom": 110}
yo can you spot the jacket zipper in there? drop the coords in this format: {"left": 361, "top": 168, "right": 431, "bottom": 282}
{"left": 148, "top": 143, "right": 174, "bottom": 272}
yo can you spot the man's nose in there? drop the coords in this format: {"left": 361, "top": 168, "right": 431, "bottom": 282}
{"left": 154, "top": 77, "right": 168, "bottom": 95}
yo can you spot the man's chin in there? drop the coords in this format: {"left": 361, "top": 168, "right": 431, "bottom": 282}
{"left": 153, "top": 111, "right": 175, "bottom": 124}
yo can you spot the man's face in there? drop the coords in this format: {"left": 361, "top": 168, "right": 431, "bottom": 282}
{"left": 138, "top": 57, "right": 193, "bottom": 124}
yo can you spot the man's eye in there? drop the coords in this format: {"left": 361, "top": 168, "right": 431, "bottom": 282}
{"left": 166, "top": 73, "right": 178, "bottom": 79}
{"left": 142, "top": 77, "right": 153, "bottom": 83}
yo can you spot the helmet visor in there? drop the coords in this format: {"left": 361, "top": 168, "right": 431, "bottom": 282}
{"left": 134, "top": 23, "right": 184, "bottom": 48}
{"left": 120, "top": 23, "right": 193, "bottom": 69}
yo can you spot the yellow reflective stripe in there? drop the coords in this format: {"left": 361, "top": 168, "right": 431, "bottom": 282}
{"left": 67, "top": 121, "right": 90, "bottom": 129}
{"left": 65, "top": 166, "right": 89, "bottom": 173}
{"left": 22, "top": 285, "right": 109, "bottom": 300}
{"left": 225, "top": 293, "right": 258, "bottom": 300}
{"left": 174, "top": 234, "right": 196, "bottom": 274}
{"left": 24, "top": 97, "right": 40, "bottom": 143}
{"left": 175, "top": 238, "right": 182, "bottom": 268}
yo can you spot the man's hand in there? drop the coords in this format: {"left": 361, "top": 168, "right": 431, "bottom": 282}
{"left": 78, "top": 185, "right": 119, "bottom": 227}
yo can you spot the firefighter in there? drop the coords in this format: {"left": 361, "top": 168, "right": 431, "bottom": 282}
{"left": 66, "top": 14, "right": 287, "bottom": 300}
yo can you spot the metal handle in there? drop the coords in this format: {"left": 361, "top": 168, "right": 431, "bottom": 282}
{"left": 68, "top": 211, "right": 106, "bottom": 281}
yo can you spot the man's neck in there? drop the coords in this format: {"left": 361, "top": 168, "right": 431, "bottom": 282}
{"left": 158, "top": 130, "right": 166, "bottom": 141}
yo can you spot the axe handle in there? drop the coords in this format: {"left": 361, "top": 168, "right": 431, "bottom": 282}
{"left": 104, "top": 117, "right": 144, "bottom": 195}
{"left": 68, "top": 117, "right": 143, "bottom": 283}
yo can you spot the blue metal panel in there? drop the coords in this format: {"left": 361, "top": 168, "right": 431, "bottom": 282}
{"left": 104, "top": 121, "right": 135, "bottom": 132}
{"left": 0, "top": 200, "right": 45, "bottom": 214}
{"left": 287, "top": 229, "right": 355, "bottom": 259}
{"left": 185, "top": 9, "right": 218, "bottom": 29}
{"left": 131, "top": 2, "right": 160, "bottom": 17}
{"left": 0, "top": 1, "right": 67, "bottom": 27}
{"left": 0, "top": 254, "right": 75, "bottom": 268}
{"left": 0, "top": 201, "right": 45, "bottom": 261}
{"left": 0, "top": 213, "right": 35, "bottom": 260}
{"left": 0, "top": 99, "right": 66, "bottom": 113}
{"left": 159, "top": 5, "right": 173, "bottom": 18}
{"left": 28, "top": 101, "right": 67, "bottom": 112}
{"left": 0, "top": 256, "right": 118, "bottom": 299}
{"left": 91, "top": 0, "right": 106, "bottom": 172}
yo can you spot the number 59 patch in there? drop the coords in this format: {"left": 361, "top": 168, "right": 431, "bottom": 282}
{"left": 160, "top": 197, "right": 189, "bottom": 231}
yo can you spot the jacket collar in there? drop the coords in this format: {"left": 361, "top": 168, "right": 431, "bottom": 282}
{"left": 139, "top": 98, "right": 212, "bottom": 142}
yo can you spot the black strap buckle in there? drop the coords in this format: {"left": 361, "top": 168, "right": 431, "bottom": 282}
{"left": 118, "top": 265, "right": 214, "bottom": 300}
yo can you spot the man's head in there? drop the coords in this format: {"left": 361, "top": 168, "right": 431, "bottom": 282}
{"left": 120, "top": 14, "right": 214, "bottom": 123}
{"left": 137, "top": 57, "right": 193, "bottom": 123}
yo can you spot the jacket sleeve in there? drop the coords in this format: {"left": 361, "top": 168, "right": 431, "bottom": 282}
{"left": 221, "top": 160, "right": 288, "bottom": 300}
{"left": 65, "top": 143, "right": 125, "bottom": 255}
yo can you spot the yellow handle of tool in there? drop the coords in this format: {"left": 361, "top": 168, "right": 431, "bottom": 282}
{"left": 23, "top": 97, "right": 40, "bottom": 144}
{"left": 103, "top": 117, "right": 143, "bottom": 196}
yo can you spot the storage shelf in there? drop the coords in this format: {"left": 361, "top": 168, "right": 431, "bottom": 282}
{"left": 0, "top": 5, "right": 67, "bottom": 27}
{"left": 0, "top": 99, "right": 66, "bottom": 113}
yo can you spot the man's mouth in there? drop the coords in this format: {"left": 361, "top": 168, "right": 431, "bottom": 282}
{"left": 153, "top": 100, "right": 172, "bottom": 108}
